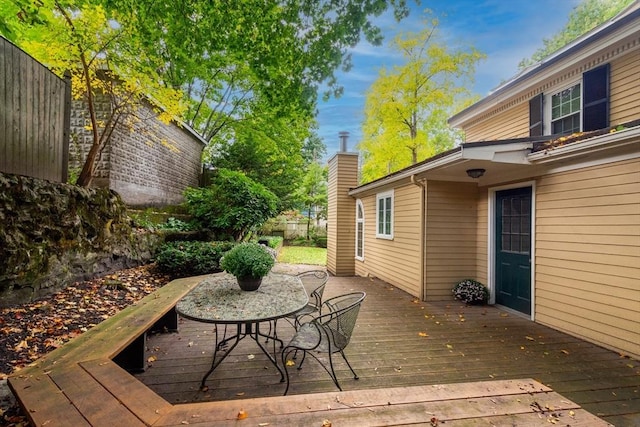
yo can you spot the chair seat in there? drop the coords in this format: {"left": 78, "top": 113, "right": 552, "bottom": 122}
{"left": 288, "top": 323, "right": 348, "bottom": 353}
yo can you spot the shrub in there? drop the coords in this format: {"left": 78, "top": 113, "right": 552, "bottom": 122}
{"left": 155, "top": 241, "right": 236, "bottom": 278}
{"left": 184, "top": 169, "right": 279, "bottom": 241}
{"left": 452, "top": 279, "right": 489, "bottom": 304}
{"left": 220, "top": 242, "right": 275, "bottom": 279}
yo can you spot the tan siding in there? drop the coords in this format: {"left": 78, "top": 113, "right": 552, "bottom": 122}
{"left": 535, "top": 158, "right": 640, "bottom": 358}
{"left": 327, "top": 154, "right": 359, "bottom": 276}
{"left": 424, "top": 181, "right": 479, "bottom": 301}
{"left": 464, "top": 102, "right": 529, "bottom": 142}
{"left": 610, "top": 50, "right": 640, "bottom": 126}
{"left": 355, "top": 184, "right": 422, "bottom": 297}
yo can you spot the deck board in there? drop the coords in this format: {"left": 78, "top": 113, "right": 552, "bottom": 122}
{"left": 136, "top": 271, "right": 640, "bottom": 425}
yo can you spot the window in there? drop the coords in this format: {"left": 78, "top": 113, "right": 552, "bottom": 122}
{"left": 355, "top": 200, "right": 364, "bottom": 260}
{"left": 529, "top": 63, "right": 610, "bottom": 137}
{"left": 376, "top": 191, "right": 393, "bottom": 239}
{"left": 551, "top": 83, "right": 581, "bottom": 134}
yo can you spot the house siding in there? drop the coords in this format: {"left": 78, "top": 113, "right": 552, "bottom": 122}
{"left": 463, "top": 101, "right": 530, "bottom": 142}
{"left": 424, "top": 181, "right": 480, "bottom": 301}
{"left": 460, "top": 47, "right": 640, "bottom": 142}
{"left": 327, "top": 153, "right": 359, "bottom": 276}
{"left": 610, "top": 52, "right": 640, "bottom": 125}
{"left": 535, "top": 158, "right": 640, "bottom": 359}
{"left": 355, "top": 183, "right": 422, "bottom": 296}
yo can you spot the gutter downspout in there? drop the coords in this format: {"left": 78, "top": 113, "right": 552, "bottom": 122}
{"left": 411, "top": 175, "right": 427, "bottom": 301}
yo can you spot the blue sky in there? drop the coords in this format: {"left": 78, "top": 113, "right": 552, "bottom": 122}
{"left": 316, "top": 0, "right": 582, "bottom": 157}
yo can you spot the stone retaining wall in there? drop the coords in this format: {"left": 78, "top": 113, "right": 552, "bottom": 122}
{"left": 0, "top": 172, "right": 160, "bottom": 307}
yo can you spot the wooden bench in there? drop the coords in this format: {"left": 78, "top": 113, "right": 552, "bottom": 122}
{"left": 9, "top": 273, "right": 610, "bottom": 427}
{"left": 8, "top": 274, "right": 207, "bottom": 427}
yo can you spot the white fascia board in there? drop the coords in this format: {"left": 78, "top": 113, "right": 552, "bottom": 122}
{"left": 461, "top": 142, "right": 532, "bottom": 164}
{"left": 348, "top": 142, "right": 533, "bottom": 196}
{"left": 349, "top": 150, "right": 463, "bottom": 196}
{"left": 528, "top": 127, "right": 640, "bottom": 164}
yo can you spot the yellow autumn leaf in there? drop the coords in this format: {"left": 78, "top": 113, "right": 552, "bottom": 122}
{"left": 147, "top": 355, "right": 157, "bottom": 363}
{"left": 237, "top": 409, "right": 248, "bottom": 420}
{"left": 285, "top": 360, "right": 295, "bottom": 367}
{"left": 418, "top": 332, "right": 428, "bottom": 337}
{"left": 446, "top": 344, "right": 453, "bottom": 349}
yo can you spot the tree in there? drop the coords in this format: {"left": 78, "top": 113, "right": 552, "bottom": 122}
{"left": 358, "top": 15, "right": 484, "bottom": 183}
{"left": 1, "top": 1, "right": 185, "bottom": 187}
{"left": 518, "top": 0, "right": 634, "bottom": 70}
{"left": 294, "top": 162, "right": 328, "bottom": 239}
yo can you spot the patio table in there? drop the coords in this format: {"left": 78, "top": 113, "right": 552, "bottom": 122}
{"left": 175, "top": 272, "right": 308, "bottom": 389}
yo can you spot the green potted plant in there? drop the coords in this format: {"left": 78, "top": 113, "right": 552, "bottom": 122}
{"left": 452, "top": 279, "right": 489, "bottom": 305}
{"left": 220, "top": 242, "right": 275, "bottom": 291}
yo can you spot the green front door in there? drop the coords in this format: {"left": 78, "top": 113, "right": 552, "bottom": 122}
{"left": 495, "top": 187, "right": 532, "bottom": 315}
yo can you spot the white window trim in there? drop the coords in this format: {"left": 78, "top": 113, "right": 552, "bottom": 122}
{"left": 544, "top": 79, "right": 582, "bottom": 135}
{"left": 355, "top": 199, "right": 365, "bottom": 261}
{"left": 376, "top": 190, "right": 394, "bottom": 240}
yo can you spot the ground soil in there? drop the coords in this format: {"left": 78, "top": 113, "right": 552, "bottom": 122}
{"left": 0, "top": 264, "right": 171, "bottom": 426}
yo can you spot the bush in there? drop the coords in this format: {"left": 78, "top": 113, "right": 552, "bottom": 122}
{"left": 452, "top": 279, "right": 489, "bottom": 304}
{"left": 220, "top": 242, "right": 275, "bottom": 279}
{"left": 184, "top": 169, "right": 279, "bottom": 241}
{"left": 155, "top": 241, "right": 236, "bottom": 278}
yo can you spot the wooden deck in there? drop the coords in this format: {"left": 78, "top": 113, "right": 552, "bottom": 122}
{"left": 136, "top": 269, "right": 640, "bottom": 426}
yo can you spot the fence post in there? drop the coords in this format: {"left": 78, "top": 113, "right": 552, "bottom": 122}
{"left": 61, "top": 70, "right": 72, "bottom": 183}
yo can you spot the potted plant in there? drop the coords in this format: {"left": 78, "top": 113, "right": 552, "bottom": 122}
{"left": 452, "top": 279, "right": 489, "bottom": 305}
{"left": 220, "top": 242, "right": 275, "bottom": 291}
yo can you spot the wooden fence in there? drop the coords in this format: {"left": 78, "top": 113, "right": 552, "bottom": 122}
{"left": 0, "top": 37, "right": 71, "bottom": 182}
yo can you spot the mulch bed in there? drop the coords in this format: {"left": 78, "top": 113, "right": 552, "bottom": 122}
{"left": 0, "top": 264, "right": 171, "bottom": 426}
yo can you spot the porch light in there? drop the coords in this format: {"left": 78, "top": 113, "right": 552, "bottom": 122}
{"left": 466, "top": 168, "right": 485, "bottom": 178}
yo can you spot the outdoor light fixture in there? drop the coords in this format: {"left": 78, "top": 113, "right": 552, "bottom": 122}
{"left": 466, "top": 168, "right": 485, "bottom": 179}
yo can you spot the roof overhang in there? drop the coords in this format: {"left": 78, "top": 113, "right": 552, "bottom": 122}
{"left": 349, "top": 141, "right": 534, "bottom": 196}
{"left": 349, "top": 126, "right": 640, "bottom": 197}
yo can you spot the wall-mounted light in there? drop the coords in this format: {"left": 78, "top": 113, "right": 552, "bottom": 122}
{"left": 466, "top": 168, "right": 485, "bottom": 179}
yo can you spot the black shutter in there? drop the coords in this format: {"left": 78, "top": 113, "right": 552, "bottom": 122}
{"left": 529, "top": 93, "right": 544, "bottom": 136}
{"left": 583, "top": 63, "right": 610, "bottom": 131}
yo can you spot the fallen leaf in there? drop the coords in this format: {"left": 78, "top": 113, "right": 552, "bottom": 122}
{"left": 418, "top": 332, "right": 428, "bottom": 337}
{"left": 237, "top": 409, "right": 248, "bottom": 420}
{"left": 286, "top": 360, "right": 295, "bottom": 367}
{"left": 147, "top": 355, "right": 157, "bottom": 363}
{"left": 525, "top": 336, "right": 535, "bottom": 341}
{"left": 322, "top": 420, "right": 332, "bottom": 427}
{"left": 500, "top": 313, "right": 509, "bottom": 317}
{"left": 561, "top": 350, "right": 570, "bottom": 355}
{"left": 247, "top": 354, "right": 255, "bottom": 360}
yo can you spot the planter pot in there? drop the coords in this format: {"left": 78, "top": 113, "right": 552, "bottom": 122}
{"left": 236, "top": 276, "right": 263, "bottom": 291}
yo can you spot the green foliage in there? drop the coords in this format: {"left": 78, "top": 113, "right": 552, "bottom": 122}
{"left": 220, "top": 242, "right": 275, "bottom": 279}
{"left": 211, "top": 114, "right": 307, "bottom": 210}
{"left": 293, "top": 162, "right": 328, "bottom": 237}
{"left": 256, "top": 236, "right": 283, "bottom": 250}
{"left": 155, "top": 241, "right": 235, "bottom": 278}
{"left": 184, "top": 168, "right": 279, "bottom": 241}
{"left": 518, "top": 0, "right": 634, "bottom": 70}
{"left": 358, "top": 12, "right": 484, "bottom": 183}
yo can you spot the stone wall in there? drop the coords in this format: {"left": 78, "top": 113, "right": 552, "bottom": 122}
{"left": 0, "top": 172, "right": 161, "bottom": 307}
{"left": 69, "top": 97, "right": 205, "bottom": 207}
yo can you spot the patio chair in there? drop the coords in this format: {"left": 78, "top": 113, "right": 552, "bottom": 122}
{"left": 287, "top": 270, "right": 329, "bottom": 328}
{"left": 281, "top": 291, "right": 366, "bottom": 395}
{"left": 265, "top": 270, "right": 328, "bottom": 345}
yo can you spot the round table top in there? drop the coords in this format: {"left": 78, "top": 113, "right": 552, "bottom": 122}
{"left": 176, "top": 272, "right": 308, "bottom": 324}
